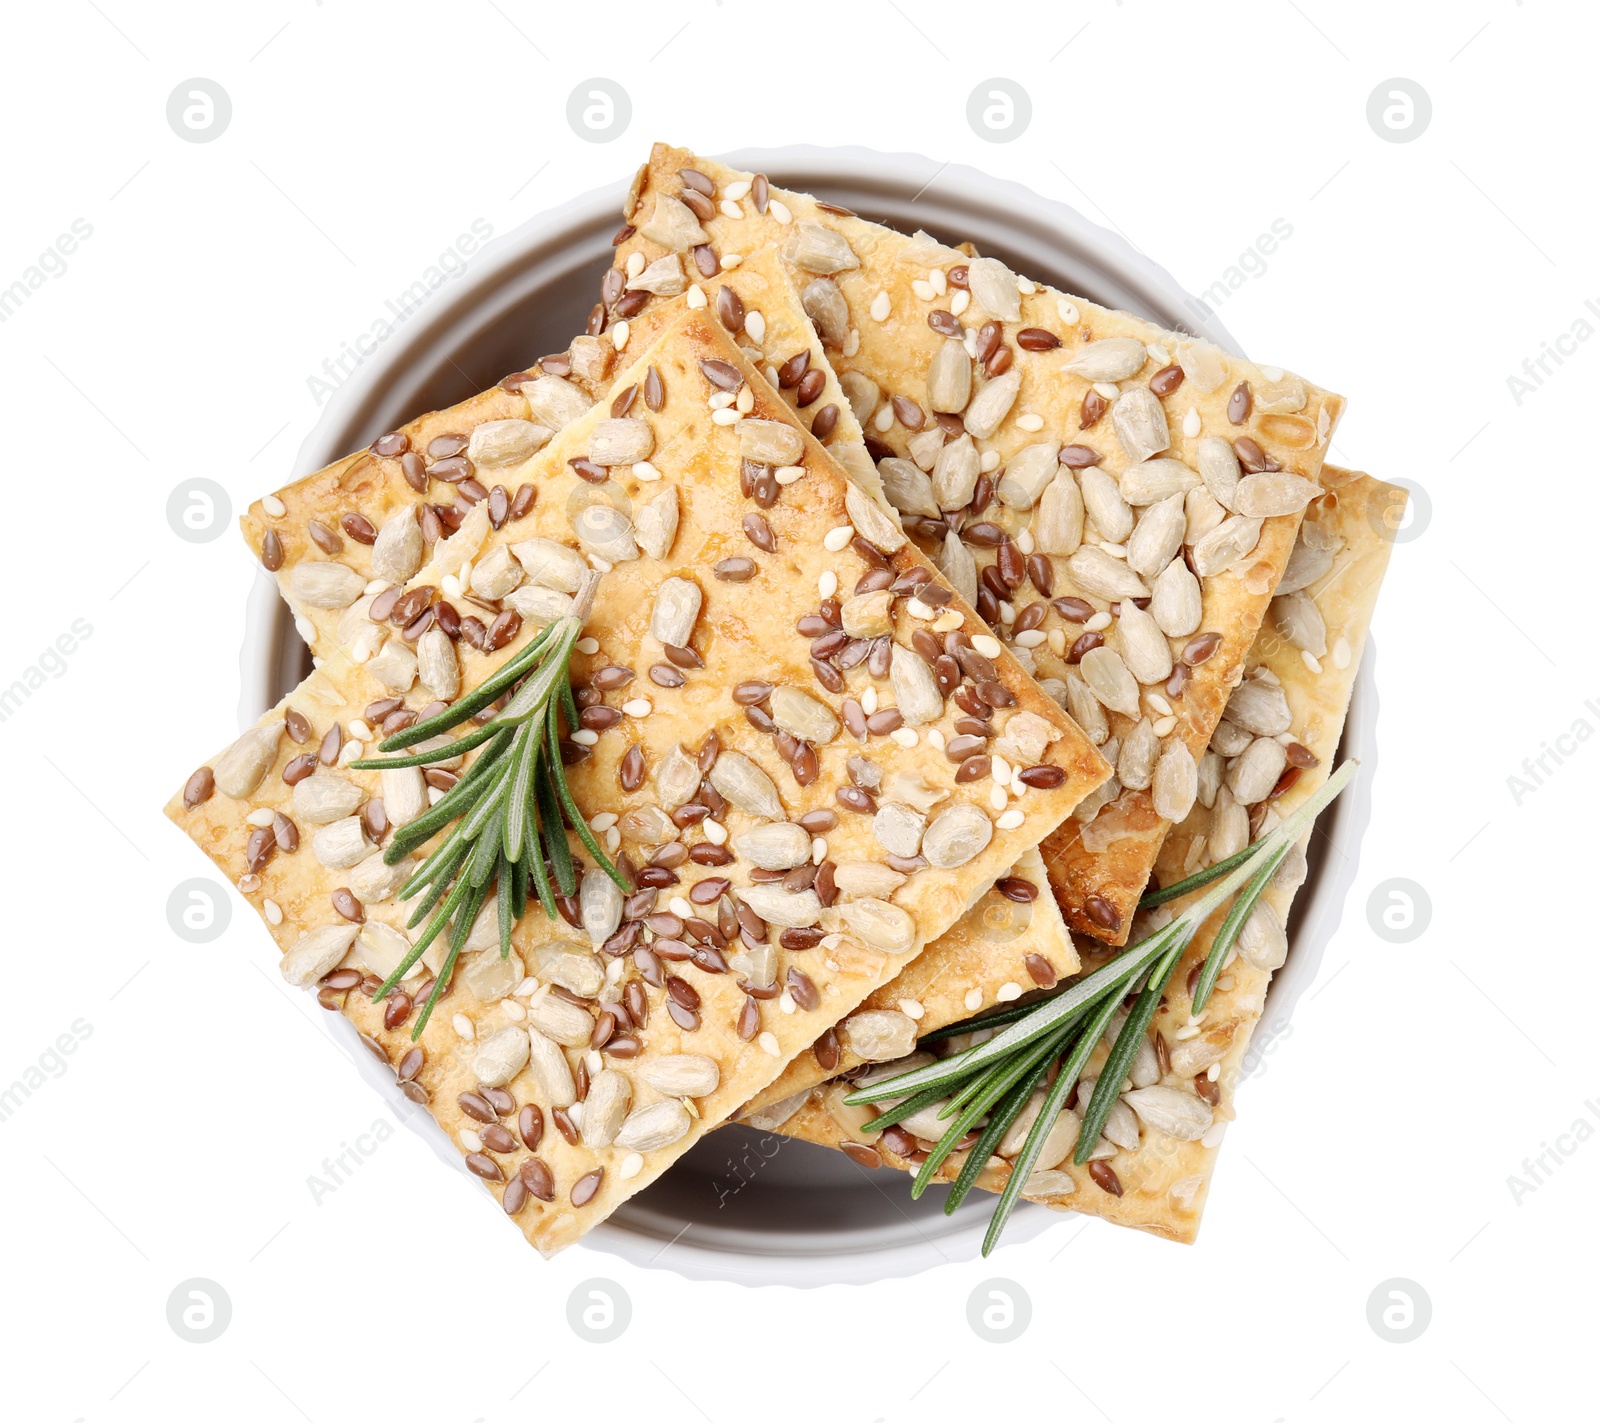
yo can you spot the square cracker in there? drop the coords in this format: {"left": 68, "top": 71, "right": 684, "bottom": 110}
{"left": 608, "top": 144, "right": 1346, "bottom": 946}
{"left": 765, "top": 469, "right": 1397, "bottom": 1242}
{"left": 176, "top": 309, "right": 1108, "bottom": 1253}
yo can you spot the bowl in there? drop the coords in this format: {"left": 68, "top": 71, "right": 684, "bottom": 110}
{"left": 240, "top": 146, "right": 1376, "bottom": 1284}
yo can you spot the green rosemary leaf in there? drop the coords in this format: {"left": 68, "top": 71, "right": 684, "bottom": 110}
{"left": 379, "top": 623, "right": 558, "bottom": 750}
{"left": 1136, "top": 840, "right": 1259, "bottom": 909}
{"left": 509, "top": 850, "right": 529, "bottom": 922}
{"left": 917, "top": 996, "right": 1050, "bottom": 1044}
{"left": 488, "top": 621, "right": 581, "bottom": 730}
{"left": 378, "top": 871, "right": 475, "bottom": 1000}
{"left": 497, "top": 856, "right": 515, "bottom": 959}
{"left": 525, "top": 810, "right": 557, "bottom": 920}
{"left": 466, "top": 798, "right": 505, "bottom": 886}
{"left": 383, "top": 728, "right": 515, "bottom": 863}
{"left": 536, "top": 762, "right": 577, "bottom": 898}
{"left": 546, "top": 699, "right": 629, "bottom": 891}
{"left": 856, "top": 1080, "right": 952, "bottom": 1134}
{"left": 503, "top": 719, "right": 542, "bottom": 862}
{"left": 1190, "top": 840, "right": 1291, "bottom": 1013}
{"left": 348, "top": 719, "right": 499, "bottom": 771}
{"left": 942, "top": 1052, "right": 1057, "bottom": 1215}
{"left": 410, "top": 877, "right": 491, "bottom": 1039}
{"left": 984, "top": 988, "right": 1123, "bottom": 1253}
{"left": 403, "top": 840, "right": 472, "bottom": 927}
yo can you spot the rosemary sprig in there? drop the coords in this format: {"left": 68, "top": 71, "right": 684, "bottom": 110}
{"left": 844, "top": 758, "right": 1357, "bottom": 1254}
{"left": 348, "top": 582, "right": 625, "bottom": 1040}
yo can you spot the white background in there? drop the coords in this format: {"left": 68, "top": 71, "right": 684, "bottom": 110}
{"left": 2, "top": 1, "right": 1592, "bottom": 1418}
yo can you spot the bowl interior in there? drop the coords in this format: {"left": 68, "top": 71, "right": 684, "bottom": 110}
{"left": 258, "top": 150, "right": 1367, "bottom": 1281}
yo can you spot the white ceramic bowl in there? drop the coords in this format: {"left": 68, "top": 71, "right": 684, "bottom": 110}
{"left": 241, "top": 147, "right": 1376, "bottom": 1284}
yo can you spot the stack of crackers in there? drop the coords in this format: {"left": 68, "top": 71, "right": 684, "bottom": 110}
{"left": 166, "top": 143, "right": 1399, "bottom": 1252}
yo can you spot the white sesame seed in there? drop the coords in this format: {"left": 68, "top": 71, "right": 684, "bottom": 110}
{"left": 501, "top": 999, "right": 526, "bottom": 1022}
{"left": 774, "top": 463, "right": 806, "bottom": 486}
{"left": 1016, "top": 527, "right": 1035, "bottom": 555}
{"left": 897, "top": 998, "right": 925, "bottom": 1021}
{"left": 245, "top": 807, "right": 275, "bottom": 827}
{"left": 337, "top": 741, "right": 363, "bottom": 766}
{"left": 964, "top": 987, "right": 984, "bottom": 1012}
{"left": 969, "top": 633, "right": 1001, "bottom": 659}
{"left": 872, "top": 404, "right": 894, "bottom": 432}
{"left": 1085, "top": 611, "right": 1112, "bottom": 632}
{"left": 709, "top": 390, "right": 736, "bottom": 410}
{"left": 779, "top": 991, "right": 797, "bottom": 1015}
{"left": 862, "top": 687, "right": 878, "bottom": 714}
{"left": 603, "top": 826, "right": 620, "bottom": 855}
{"left": 622, "top": 698, "right": 652, "bottom": 717}
{"left": 263, "top": 898, "right": 283, "bottom": 926}
{"left": 295, "top": 614, "right": 316, "bottom": 645}
{"left": 991, "top": 754, "right": 1012, "bottom": 783}
{"left": 1206, "top": 1060, "right": 1223, "bottom": 1081}
{"left": 1262, "top": 365, "right": 1285, "bottom": 381}
{"left": 567, "top": 1102, "right": 585, "bottom": 1129}
{"left": 1047, "top": 628, "right": 1066, "bottom": 655}
{"left": 442, "top": 573, "right": 462, "bottom": 598}
{"left": 570, "top": 729, "right": 599, "bottom": 746}
{"left": 950, "top": 290, "right": 970, "bottom": 317}
{"left": 843, "top": 328, "right": 860, "bottom": 357}
{"left": 703, "top": 819, "right": 728, "bottom": 845}
{"left": 890, "top": 727, "right": 919, "bottom": 748}
{"left": 1332, "top": 636, "right": 1352, "bottom": 669}
{"left": 576, "top": 636, "right": 599, "bottom": 654}
{"left": 997, "top": 601, "right": 1016, "bottom": 624}
{"left": 978, "top": 449, "right": 1000, "bottom": 474}
{"left": 625, "top": 251, "right": 646, "bottom": 279}
{"left": 427, "top": 787, "right": 444, "bottom": 806}
{"left": 930, "top": 267, "right": 949, "bottom": 296}
{"left": 931, "top": 610, "right": 963, "bottom": 632}
{"left": 817, "top": 570, "right": 838, "bottom": 599}
{"left": 912, "top": 279, "right": 936, "bottom": 301}
{"left": 1146, "top": 692, "right": 1173, "bottom": 716}
{"left": 812, "top": 836, "right": 828, "bottom": 864}
{"left": 990, "top": 784, "right": 1009, "bottom": 812}
{"left": 870, "top": 291, "right": 891, "bottom": 322}
{"left": 736, "top": 383, "right": 755, "bottom": 414}
{"left": 823, "top": 525, "right": 853, "bottom": 552}
{"left": 1014, "top": 629, "right": 1046, "bottom": 648}
{"left": 1174, "top": 1024, "right": 1201, "bottom": 1041}
{"left": 769, "top": 198, "right": 793, "bottom": 225}
{"left": 906, "top": 597, "right": 935, "bottom": 619}
{"left": 963, "top": 328, "right": 979, "bottom": 358}
{"left": 996, "top": 981, "right": 1024, "bottom": 1002}
{"left": 711, "top": 407, "right": 743, "bottom": 426}
{"left": 460, "top": 1128, "right": 483, "bottom": 1152}
{"left": 744, "top": 311, "right": 767, "bottom": 343}
{"left": 686, "top": 285, "right": 708, "bottom": 310}
{"left": 719, "top": 199, "right": 743, "bottom": 220}
{"left": 758, "top": 1031, "right": 780, "bottom": 1057}
{"left": 585, "top": 1049, "right": 603, "bottom": 1074}
{"left": 619, "top": 1151, "right": 645, "bottom": 1180}
{"left": 1147, "top": 343, "right": 1169, "bottom": 365}
{"left": 997, "top": 809, "right": 1025, "bottom": 830}
{"left": 611, "top": 320, "right": 630, "bottom": 352}
{"left": 1015, "top": 413, "right": 1045, "bottom": 432}
{"left": 926, "top": 727, "right": 946, "bottom": 751}
{"left": 1182, "top": 406, "right": 1202, "bottom": 438}
{"left": 633, "top": 460, "right": 663, "bottom": 482}
{"left": 669, "top": 896, "right": 693, "bottom": 918}
{"left": 763, "top": 363, "right": 780, "bottom": 385}
{"left": 363, "top": 579, "right": 389, "bottom": 598}
{"left": 720, "top": 253, "right": 743, "bottom": 269}
{"left": 1057, "top": 297, "right": 1080, "bottom": 324}
{"left": 1152, "top": 715, "right": 1177, "bottom": 737}
{"left": 452, "top": 1014, "right": 475, "bottom": 1041}
{"left": 236, "top": 873, "right": 260, "bottom": 894}
{"left": 1302, "top": 650, "right": 1323, "bottom": 674}
{"left": 1093, "top": 381, "right": 1120, "bottom": 400}
{"left": 1017, "top": 276, "right": 1037, "bottom": 295}
{"left": 262, "top": 493, "right": 286, "bottom": 518}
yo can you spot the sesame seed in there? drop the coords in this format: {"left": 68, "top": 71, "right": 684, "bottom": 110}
{"left": 1016, "top": 413, "right": 1044, "bottom": 432}
{"left": 861, "top": 687, "right": 878, "bottom": 714}
{"left": 1017, "top": 276, "right": 1037, "bottom": 295}
{"left": 950, "top": 290, "right": 970, "bottom": 317}
{"left": 611, "top": 320, "right": 630, "bottom": 352}
{"left": 812, "top": 836, "right": 828, "bottom": 863}
{"left": 1057, "top": 297, "right": 1080, "bottom": 324}
{"left": 1153, "top": 715, "right": 1177, "bottom": 737}
{"left": 1182, "top": 406, "right": 1202, "bottom": 438}
{"left": 890, "top": 727, "right": 919, "bottom": 748}
{"left": 997, "top": 602, "right": 1016, "bottom": 625}
{"left": 719, "top": 199, "right": 743, "bottom": 220}
{"left": 931, "top": 610, "right": 963, "bottom": 632}
{"left": 622, "top": 698, "right": 652, "bottom": 716}
{"left": 263, "top": 898, "right": 283, "bottom": 926}
{"left": 758, "top": 1031, "right": 780, "bottom": 1056}
{"left": 626, "top": 251, "right": 647, "bottom": 279}
{"left": 823, "top": 525, "right": 853, "bottom": 552}
{"left": 773, "top": 464, "right": 805, "bottom": 487}
{"left": 736, "top": 384, "right": 755, "bottom": 414}
{"left": 576, "top": 636, "right": 600, "bottom": 654}
{"left": 603, "top": 961, "right": 624, "bottom": 986}
{"left": 995, "top": 981, "right": 1023, "bottom": 1002}
{"left": 295, "top": 614, "right": 316, "bottom": 645}
{"left": 453, "top": 1014, "right": 475, "bottom": 1041}
{"left": 1146, "top": 343, "right": 1169, "bottom": 365}
{"left": 926, "top": 727, "right": 946, "bottom": 751}
{"left": 722, "top": 179, "right": 751, "bottom": 201}
{"left": 1174, "top": 1024, "right": 1201, "bottom": 1041}
{"left": 442, "top": 574, "right": 462, "bottom": 598}
{"left": 633, "top": 460, "right": 663, "bottom": 482}
{"left": 1047, "top": 628, "right": 1066, "bottom": 655}
{"left": 703, "top": 819, "right": 728, "bottom": 846}
{"left": 870, "top": 291, "right": 891, "bottom": 322}
{"left": 996, "top": 809, "right": 1025, "bottom": 830}
{"left": 427, "top": 787, "right": 444, "bottom": 806}
{"left": 964, "top": 988, "right": 984, "bottom": 1011}
{"left": 619, "top": 1152, "right": 645, "bottom": 1180}
{"left": 1302, "top": 650, "right": 1323, "bottom": 674}
{"left": 1085, "top": 611, "right": 1112, "bottom": 632}
{"left": 237, "top": 873, "right": 260, "bottom": 894}
{"left": 501, "top": 999, "right": 526, "bottom": 1022}
{"left": 246, "top": 807, "right": 275, "bottom": 827}
{"left": 872, "top": 405, "right": 894, "bottom": 432}
{"left": 912, "top": 279, "right": 935, "bottom": 301}
{"left": 337, "top": 741, "right": 363, "bottom": 766}
{"left": 711, "top": 407, "right": 743, "bottom": 426}
{"left": 686, "top": 285, "right": 708, "bottom": 310}
{"left": 460, "top": 1128, "right": 483, "bottom": 1152}
{"left": 818, "top": 570, "right": 838, "bottom": 599}
{"left": 930, "top": 268, "right": 948, "bottom": 296}
{"left": 720, "top": 252, "right": 743, "bottom": 270}
{"left": 1093, "top": 381, "right": 1120, "bottom": 400}
{"left": 669, "top": 896, "right": 693, "bottom": 918}
{"left": 989, "top": 784, "right": 1008, "bottom": 812}
{"left": 364, "top": 578, "right": 389, "bottom": 596}
{"left": 991, "top": 754, "right": 1012, "bottom": 783}
{"left": 348, "top": 719, "right": 374, "bottom": 739}
{"left": 980, "top": 450, "right": 1001, "bottom": 473}
{"left": 603, "top": 827, "right": 620, "bottom": 855}
{"left": 262, "top": 493, "right": 287, "bottom": 518}
{"left": 585, "top": 1049, "right": 603, "bottom": 1074}
{"left": 906, "top": 597, "right": 935, "bottom": 620}
{"left": 898, "top": 998, "right": 925, "bottom": 1020}
{"left": 1016, "top": 527, "right": 1035, "bottom": 555}
{"left": 570, "top": 729, "right": 599, "bottom": 746}
{"left": 1332, "top": 636, "right": 1352, "bottom": 669}
{"left": 1014, "top": 629, "right": 1046, "bottom": 648}
{"left": 709, "top": 390, "right": 737, "bottom": 410}
{"left": 779, "top": 991, "right": 797, "bottom": 1014}
{"left": 744, "top": 311, "right": 766, "bottom": 343}
{"left": 971, "top": 633, "right": 1002, "bottom": 658}
{"left": 1146, "top": 692, "right": 1173, "bottom": 716}
{"left": 843, "top": 329, "right": 861, "bottom": 357}
{"left": 768, "top": 198, "right": 793, "bottom": 225}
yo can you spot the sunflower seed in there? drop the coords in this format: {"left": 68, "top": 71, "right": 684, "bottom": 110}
{"left": 1125, "top": 1084, "right": 1213, "bottom": 1140}
{"left": 347, "top": 850, "right": 412, "bottom": 904}
{"left": 768, "top": 686, "right": 840, "bottom": 746}
{"left": 730, "top": 822, "right": 809, "bottom": 871}
{"left": 631, "top": 485, "right": 679, "bottom": 562}
{"left": 831, "top": 861, "right": 909, "bottom": 899}
{"left": 992, "top": 442, "right": 1054, "bottom": 511}
{"left": 366, "top": 512, "right": 422, "bottom": 586}
{"left": 414, "top": 627, "right": 459, "bottom": 701}
{"left": 879, "top": 458, "right": 940, "bottom": 519}
{"left": 889, "top": 645, "right": 944, "bottom": 726}
{"left": 870, "top": 802, "right": 926, "bottom": 860}
{"left": 579, "top": 868, "right": 624, "bottom": 950}
{"left": 626, "top": 252, "right": 687, "bottom": 296}
{"left": 739, "top": 419, "right": 805, "bottom": 466}
{"left": 1065, "top": 547, "right": 1149, "bottom": 602}
{"left": 528, "top": 992, "right": 593, "bottom": 1048}
{"left": 920, "top": 801, "right": 993, "bottom": 870}
{"left": 1116, "top": 718, "right": 1159, "bottom": 792}
{"left": 213, "top": 721, "right": 284, "bottom": 799}
{"left": 962, "top": 257, "right": 1021, "bottom": 322}
{"left": 931, "top": 434, "right": 980, "bottom": 511}
{"left": 464, "top": 948, "right": 523, "bottom": 1002}
{"left": 512, "top": 536, "right": 588, "bottom": 592}
{"left": 1235, "top": 896, "right": 1288, "bottom": 971}
{"left": 841, "top": 1009, "right": 918, "bottom": 1063}
{"left": 521, "top": 375, "right": 594, "bottom": 432}
{"left": 1034, "top": 470, "right": 1085, "bottom": 556}
{"left": 468, "top": 544, "right": 523, "bottom": 601}
{"left": 1080, "top": 466, "right": 1133, "bottom": 543}
{"left": 638, "top": 194, "right": 709, "bottom": 251}
{"left": 616, "top": 1098, "right": 692, "bottom": 1152}
{"left": 468, "top": 419, "right": 550, "bottom": 469}
{"left": 640, "top": 1054, "right": 720, "bottom": 1098}
{"left": 1227, "top": 736, "right": 1288, "bottom": 806}
{"left": 292, "top": 772, "right": 363, "bottom": 826}
{"left": 963, "top": 370, "right": 1022, "bottom": 440}
{"left": 1196, "top": 748, "right": 1224, "bottom": 809}
{"left": 1102, "top": 1098, "right": 1142, "bottom": 1150}
{"left": 1224, "top": 678, "right": 1293, "bottom": 735}
{"left": 1115, "top": 599, "right": 1172, "bottom": 685}
{"left": 832, "top": 897, "right": 915, "bottom": 954}
{"left": 1120, "top": 457, "right": 1200, "bottom": 506}
{"left": 532, "top": 945, "right": 605, "bottom": 997}
{"left": 504, "top": 585, "right": 574, "bottom": 629}
{"left": 527, "top": 1027, "right": 577, "bottom": 1108}
{"left": 581, "top": 1070, "right": 632, "bottom": 1148}
{"left": 936, "top": 529, "right": 978, "bottom": 606}
{"left": 572, "top": 503, "right": 638, "bottom": 563}
{"left": 709, "top": 750, "right": 785, "bottom": 820}
{"left": 1272, "top": 590, "right": 1326, "bottom": 656}
{"left": 782, "top": 222, "right": 859, "bottom": 274}
{"left": 366, "top": 641, "right": 418, "bottom": 693}
{"left": 1210, "top": 719, "right": 1254, "bottom": 758}
{"left": 1126, "top": 494, "right": 1187, "bottom": 580}
{"left": 1063, "top": 670, "right": 1110, "bottom": 744}
{"left": 927, "top": 338, "right": 973, "bottom": 413}
{"left": 279, "top": 924, "right": 360, "bottom": 986}
{"left": 473, "top": 1026, "right": 531, "bottom": 1088}
{"left": 1235, "top": 471, "right": 1320, "bottom": 517}
{"left": 1190, "top": 515, "right": 1263, "bottom": 576}
{"left": 1066, "top": 338, "right": 1147, "bottom": 382}
{"left": 287, "top": 562, "right": 365, "bottom": 610}
{"left": 1176, "top": 339, "right": 1229, "bottom": 393}
{"left": 1079, "top": 645, "right": 1142, "bottom": 719}
{"left": 310, "top": 816, "right": 368, "bottom": 870}
{"left": 1148, "top": 558, "right": 1202, "bottom": 638}
{"left": 1196, "top": 436, "right": 1241, "bottom": 511}
{"left": 1153, "top": 740, "right": 1198, "bottom": 822}
{"left": 1208, "top": 787, "right": 1249, "bottom": 862}
{"left": 648, "top": 576, "right": 701, "bottom": 650}
{"left": 802, "top": 277, "right": 850, "bottom": 346}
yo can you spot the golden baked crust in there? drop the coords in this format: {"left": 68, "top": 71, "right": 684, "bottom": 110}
{"left": 177, "top": 310, "right": 1108, "bottom": 1253}
{"left": 769, "top": 470, "right": 1397, "bottom": 1242}
{"left": 609, "top": 144, "right": 1345, "bottom": 945}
